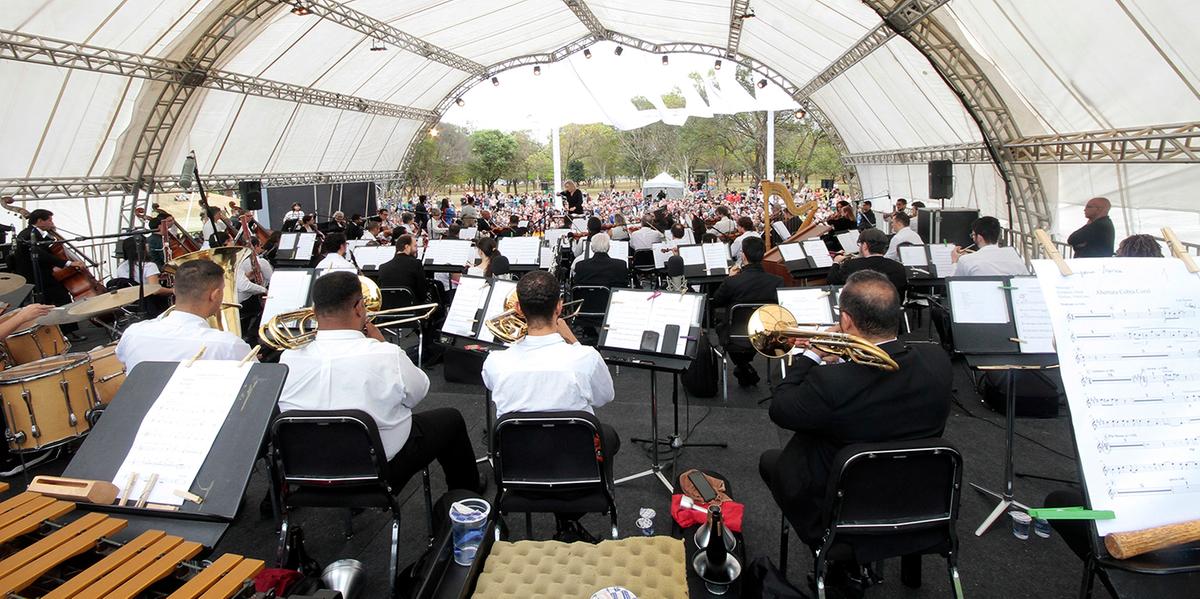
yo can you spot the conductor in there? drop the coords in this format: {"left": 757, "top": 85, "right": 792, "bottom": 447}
{"left": 561, "top": 180, "right": 584, "bottom": 215}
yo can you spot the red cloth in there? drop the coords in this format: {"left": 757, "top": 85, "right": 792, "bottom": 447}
{"left": 670, "top": 494, "right": 744, "bottom": 533}
{"left": 254, "top": 569, "right": 303, "bottom": 595}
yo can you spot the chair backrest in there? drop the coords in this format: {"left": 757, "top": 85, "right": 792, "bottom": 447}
{"left": 570, "top": 286, "right": 611, "bottom": 319}
{"left": 494, "top": 411, "right": 607, "bottom": 490}
{"left": 725, "top": 302, "right": 768, "bottom": 346}
{"left": 272, "top": 410, "right": 391, "bottom": 488}
{"left": 632, "top": 249, "right": 656, "bottom": 271}
{"left": 825, "top": 439, "right": 962, "bottom": 535}
{"left": 380, "top": 286, "right": 416, "bottom": 311}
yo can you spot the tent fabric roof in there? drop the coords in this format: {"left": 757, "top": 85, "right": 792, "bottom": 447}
{"left": 643, "top": 172, "right": 685, "bottom": 188}
{"left": 2, "top": 0, "right": 1198, "bottom": 241}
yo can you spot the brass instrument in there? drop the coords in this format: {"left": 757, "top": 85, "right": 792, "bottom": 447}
{"left": 483, "top": 290, "right": 584, "bottom": 343}
{"left": 163, "top": 246, "right": 248, "bottom": 337}
{"left": 259, "top": 275, "right": 437, "bottom": 349}
{"left": 746, "top": 305, "right": 899, "bottom": 371}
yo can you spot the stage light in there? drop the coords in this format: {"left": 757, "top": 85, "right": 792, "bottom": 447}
{"left": 662, "top": 55, "right": 669, "bottom": 66}
{"left": 794, "top": 109, "right": 806, "bottom": 119}
{"left": 614, "top": 46, "right": 623, "bottom": 56}
{"left": 491, "top": 76, "right": 499, "bottom": 86}
{"left": 584, "top": 48, "right": 592, "bottom": 59}
{"left": 455, "top": 97, "right": 465, "bottom": 107}
{"left": 757, "top": 78, "right": 768, "bottom": 88}
{"left": 429, "top": 127, "right": 440, "bottom": 137}
{"left": 290, "top": 2, "right": 311, "bottom": 15}
{"left": 370, "top": 38, "right": 386, "bottom": 52}
{"left": 533, "top": 66, "right": 541, "bottom": 76}
{"left": 714, "top": 59, "right": 722, "bottom": 70}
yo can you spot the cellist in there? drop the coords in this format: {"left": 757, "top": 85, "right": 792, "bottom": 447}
{"left": 12, "top": 209, "right": 86, "bottom": 341}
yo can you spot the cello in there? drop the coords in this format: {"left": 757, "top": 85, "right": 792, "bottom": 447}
{"left": 2, "top": 196, "right": 105, "bottom": 300}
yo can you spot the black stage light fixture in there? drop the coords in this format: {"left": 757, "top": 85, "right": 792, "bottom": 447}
{"left": 491, "top": 76, "right": 499, "bottom": 86}
{"left": 794, "top": 108, "right": 806, "bottom": 119}
{"left": 534, "top": 65, "right": 541, "bottom": 76}
{"left": 714, "top": 59, "right": 722, "bottom": 70}
{"left": 455, "top": 97, "right": 465, "bottom": 107}
{"left": 290, "top": 2, "right": 311, "bottom": 15}
{"left": 614, "top": 46, "right": 623, "bottom": 56}
{"left": 757, "top": 78, "right": 767, "bottom": 88}
{"left": 584, "top": 48, "right": 592, "bottom": 59}
{"left": 662, "top": 55, "right": 669, "bottom": 66}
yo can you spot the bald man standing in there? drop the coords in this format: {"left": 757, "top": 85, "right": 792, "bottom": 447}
{"left": 1066, "top": 197, "right": 1115, "bottom": 258}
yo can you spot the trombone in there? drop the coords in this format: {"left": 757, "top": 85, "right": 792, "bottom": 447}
{"left": 484, "top": 290, "right": 585, "bottom": 343}
{"left": 747, "top": 305, "right": 899, "bottom": 371}
{"left": 259, "top": 275, "right": 437, "bottom": 350}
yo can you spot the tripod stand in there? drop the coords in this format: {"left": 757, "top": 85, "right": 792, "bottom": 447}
{"left": 628, "top": 370, "right": 728, "bottom": 485}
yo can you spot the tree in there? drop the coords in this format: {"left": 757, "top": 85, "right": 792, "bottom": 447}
{"left": 505, "top": 130, "right": 545, "bottom": 192}
{"left": 579, "top": 124, "right": 620, "bottom": 186}
{"left": 405, "top": 124, "right": 469, "bottom": 194}
{"left": 468, "top": 129, "right": 518, "bottom": 190}
{"left": 566, "top": 159, "right": 586, "bottom": 182}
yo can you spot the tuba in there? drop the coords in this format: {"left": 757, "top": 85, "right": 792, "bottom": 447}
{"left": 162, "top": 246, "right": 248, "bottom": 337}
{"left": 747, "top": 305, "right": 899, "bottom": 371}
{"left": 259, "top": 276, "right": 437, "bottom": 350}
{"left": 483, "top": 290, "right": 584, "bottom": 344}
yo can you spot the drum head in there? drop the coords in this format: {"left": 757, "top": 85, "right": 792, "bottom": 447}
{"left": 0, "top": 353, "right": 89, "bottom": 382}
{"left": 88, "top": 343, "right": 118, "bottom": 359}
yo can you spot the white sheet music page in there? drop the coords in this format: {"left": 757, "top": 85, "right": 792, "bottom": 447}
{"left": 294, "top": 233, "right": 318, "bottom": 261}
{"left": 442, "top": 276, "right": 489, "bottom": 337}
{"left": 702, "top": 243, "right": 729, "bottom": 272}
{"left": 651, "top": 243, "right": 671, "bottom": 269}
{"left": 948, "top": 279, "right": 1011, "bottom": 324}
{"left": 352, "top": 246, "right": 395, "bottom": 269}
{"left": 1008, "top": 276, "right": 1055, "bottom": 354}
{"left": 678, "top": 245, "right": 704, "bottom": 267}
{"left": 475, "top": 279, "right": 517, "bottom": 344}
{"left": 426, "top": 240, "right": 473, "bottom": 266}
{"left": 609, "top": 240, "right": 630, "bottom": 265}
{"left": 113, "top": 361, "right": 252, "bottom": 506}
{"left": 539, "top": 246, "right": 554, "bottom": 269}
{"left": 899, "top": 245, "right": 929, "bottom": 267}
{"left": 929, "top": 244, "right": 955, "bottom": 276}
{"left": 772, "top": 221, "right": 790, "bottom": 241}
{"left": 835, "top": 231, "right": 859, "bottom": 255}
{"left": 801, "top": 240, "right": 833, "bottom": 268}
{"left": 458, "top": 227, "right": 477, "bottom": 240}
{"left": 777, "top": 243, "right": 806, "bottom": 263}
{"left": 603, "top": 290, "right": 702, "bottom": 354}
{"left": 277, "top": 233, "right": 298, "bottom": 251}
{"left": 498, "top": 237, "right": 540, "bottom": 265}
{"left": 1033, "top": 258, "right": 1200, "bottom": 535}
{"left": 777, "top": 288, "right": 835, "bottom": 327}
{"left": 261, "top": 270, "right": 312, "bottom": 326}
{"left": 543, "top": 229, "right": 570, "bottom": 247}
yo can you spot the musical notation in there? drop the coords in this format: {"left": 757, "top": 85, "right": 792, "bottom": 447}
{"left": 1086, "top": 391, "right": 1200, "bottom": 408}
{"left": 1092, "top": 416, "right": 1200, "bottom": 429}
{"left": 1097, "top": 435, "right": 1200, "bottom": 453}
{"left": 1103, "top": 461, "right": 1200, "bottom": 475}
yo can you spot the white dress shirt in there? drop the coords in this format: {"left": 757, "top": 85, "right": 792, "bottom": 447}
{"left": 116, "top": 311, "right": 252, "bottom": 371}
{"left": 630, "top": 226, "right": 665, "bottom": 251}
{"left": 236, "top": 255, "right": 273, "bottom": 302}
{"left": 278, "top": 330, "right": 429, "bottom": 459}
{"left": 885, "top": 227, "right": 924, "bottom": 260}
{"left": 710, "top": 217, "right": 737, "bottom": 236}
{"left": 113, "top": 260, "right": 159, "bottom": 284}
{"left": 730, "top": 231, "right": 761, "bottom": 265}
{"left": 951, "top": 245, "right": 1029, "bottom": 277}
{"left": 482, "top": 332, "right": 614, "bottom": 417}
{"left": 315, "top": 252, "right": 357, "bottom": 272}
{"left": 284, "top": 210, "right": 305, "bottom": 222}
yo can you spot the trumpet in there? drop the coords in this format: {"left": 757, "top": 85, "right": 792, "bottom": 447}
{"left": 483, "top": 290, "right": 585, "bottom": 343}
{"left": 259, "top": 275, "right": 437, "bottom": 350}
{"left": 746, "top": 304, "right": 899, "bottom": 371}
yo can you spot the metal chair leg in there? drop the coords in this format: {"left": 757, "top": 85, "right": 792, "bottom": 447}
{"left": 949, "top": 564, "right": 965, "bottom": 599}
{"left": 1077, "top": 556, "right": 1097, "bottom": 599}
{"left": 389, "top": 516, "right": 401, "bottom": 599}
{"left": 417, "top": 329, "right": 424, "bottom": 368}
{"left": 422, "top": 468, "right": 434, "bottom": 542}
{"left": 275, "top": 516, "right": 290, "bottom": 567}
{"left": 779, "top": 512, "right": 789, "bottom": 571}
{"left": 721, "top": 351, "right": 729, "bottom": 402}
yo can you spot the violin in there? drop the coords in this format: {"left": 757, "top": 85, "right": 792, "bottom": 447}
{"left": 2, "top": 196, "right": 105, "bottom": 299}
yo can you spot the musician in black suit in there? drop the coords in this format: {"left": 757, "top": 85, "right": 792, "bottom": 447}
{"left": 345, "top": 214, "right": 365, "bottom": 241}
{"left": 826, "top": 228, "right": 908, "bottom": 298}
{"left": 712, "top": 236, "right": 783, "bottom": 386}
{"left": 760, "top": 269, "right": 951, "bottom": 550}
{"left": 13, "top": 209, "right": 85, "bottom": 339}
{"left": 572, "top": 233, "right": 628, "bottom": 290}
{"left": 378, "top": 234, "right": 426, "bottom": 304}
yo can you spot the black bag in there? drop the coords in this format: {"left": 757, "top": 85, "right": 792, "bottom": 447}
{"left": 978, "top": 370, "right": 1062, "bottom": 418}
{"left": 682, "top": 333, "right": 719, "bottom": 398}
{"left": 742, "top": 557, "right": 812, "bottom": 599}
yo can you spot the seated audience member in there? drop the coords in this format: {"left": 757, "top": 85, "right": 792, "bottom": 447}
{"left": 278, "top": 271, "right": 480, "bottom": 493}
{"left": 712, "top": 236, "right": 782, "bottom": 387}
{"left": 116, "top": 259, "right": 253, "bottom": 369}
{"left": 572, "top": 233, "right": 629, "bottom": 289}
{"left": 760, "top": 270, "right": 951, "bottom": 577}
{"left": 1115, "top": 234, "right": 1163, "bottom": 258}
{"left": 315, "top": 233, "right": 356, "bottom": 271}
{"left": 827, "top": 228, "right": 907, "bottom": 297}
{"left": 884, "top": 212, "right": 923, "bottom": 260}
{"left": 950, "top": 216, "right": 1029, "bottom": 276}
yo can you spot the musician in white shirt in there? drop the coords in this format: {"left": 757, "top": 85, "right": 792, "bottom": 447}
{"left": 709, "top": 206, "right": 737, "bottom": 238}
{"left": 729, "top": 217, "right": 760, "bottom": 267}
{"left": 116, "top": 259, "right": 253, "bottom": 370}
{"left": 629, "top": 214, "right": 664, "bottom": 250}
{"left": 314, "top": 233, "right": 357, "bottom": 271}
{"left": 235, "top": 238, "right": 274, "bottom": 303}
{"left": 277, "top": 271, "right": 481, "bottom": 492}
{"left": 950, "top": 216, "right": 1029, "bottom": 276}
{"left": 884, "top": 212, "right": 923, "bottom": 260}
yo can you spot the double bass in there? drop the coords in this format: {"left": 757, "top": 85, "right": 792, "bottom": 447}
{"left": 1, "top": 196, "right": 105, "bottom": 300}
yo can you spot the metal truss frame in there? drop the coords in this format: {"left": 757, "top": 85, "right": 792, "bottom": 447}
{"left": 0, "top": 171, "right": 404, "bottom": 201}
{"left": 841, "top": 143, "right": 991, "bottom": 166}
{"left": 1005, "top": 122, "right": 1200, "bottom": 164}
{"left": 725, "top": 0, "right": 752, "bottom": 58}
{"left": 561, "top": 0, "right": 606, "bottom": 38}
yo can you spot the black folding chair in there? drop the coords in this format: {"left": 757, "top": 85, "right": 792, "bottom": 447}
{"left": 780, "top": 439, "right": 965, "bottom": 599}
{"left": 379, "top": 285, "right": 425, "bottom": 366}
{"left": 271, "top": 410, "right": 433, "bottom": 599}
{"left": 631, "top": 249, "right": 656, "bottom": 288}
{"left": 493, "top": 411, "right": 618, "bottom": 540}
{"left": 568, "top": 285, "right": 611, "bottom": 345}
{"left": 716, "top": 302, "right": 771, "bottom": 401}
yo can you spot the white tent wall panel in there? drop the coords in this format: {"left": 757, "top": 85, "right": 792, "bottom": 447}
{"left": 0, "top": 195, "right": 128, "bottom": 279}
{"left": 1051, "top": 164, "right": 1200, "bottom": 238}
{"left": 246, "top": 19, "right": 372, "bottom": 92}
{"left": 158, "top": 88, "right": 244, "bottom": 176}
{"left": 383, "top": 0, "right": 588, "bottom": 64}
{"left": 92, "top": 77, "right": 146, "bottom": 178}
{"left": 738, "top": 0, "right": 877, "bottom": 84}
{"left": 1, "top": 0, "right": 216, "bottom": 55}
{"left": 0, "top": 63, "right": 71, "bottom": 178}
{"left": 264, "top": 104, "right": 341, "bottom": 173}
{"left": 210, "top": 95, "right": 296, "bottom": 174}
{"left": 856, "top": 163, "right": 1007, "bottom": 226}
{"left": 364, "top": 119, "right": 420, "bottom": 172}
{"left": 317, "top": 110, "right": 372, "bottom": 172}
{"left": 587, "top": 0, "right": 730, "bottom": 46}
{"left": 26, "top": 70, "right": 136, "bottom": 179}
{"left": 395, "top": 64, "right": 465, "bottom": 110}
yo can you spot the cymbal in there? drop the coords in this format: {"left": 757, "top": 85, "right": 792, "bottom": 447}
{"left": 0, "top": 273, "right": 26, "bottom": 295}
{"left": 35, "top": 306, "right": 87, "bottom": 326}
{"left": 65, "top": 283, "right": 162, "bottom": 318}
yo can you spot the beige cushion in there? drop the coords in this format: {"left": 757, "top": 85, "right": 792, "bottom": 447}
{"left": 472, "top": 536, "right": 688, "bottom": 598}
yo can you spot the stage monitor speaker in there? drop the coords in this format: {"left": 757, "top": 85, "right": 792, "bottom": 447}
{"left": 238, "top": 180, "right": 263, "bottom": 211}
{"left": 928, "top": 160, "right": 954, "bottom": 199}
{"left": 917, "top": 208, "right": 978, "bottom": 247}
{"left": 820, "top": 179, "right": 835, "bottom": 190}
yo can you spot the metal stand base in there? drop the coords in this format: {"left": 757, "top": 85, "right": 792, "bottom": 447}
{"left": 970, "top": 483, "right": 1032, "bottom": 536}
{"left": 616, "top": 369, "right": 676, "bottom": 493}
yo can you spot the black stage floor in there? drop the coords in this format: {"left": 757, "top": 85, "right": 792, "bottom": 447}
{"left": 5, "top": 324, "right": 1107, "bottom": 599}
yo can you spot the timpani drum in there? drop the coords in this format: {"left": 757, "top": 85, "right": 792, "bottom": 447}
{"left": 86, "top": 343, "right": 126, "bottom": 405}
{"left": 0, "top": 353, "right": 98, "bottom": 452}
{"left": 2, "top": 322, "right": 69, "bottom": 365}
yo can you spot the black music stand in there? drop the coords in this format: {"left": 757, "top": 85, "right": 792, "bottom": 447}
{"left": 62, "top": 361, "right": 286, "bottom": 548}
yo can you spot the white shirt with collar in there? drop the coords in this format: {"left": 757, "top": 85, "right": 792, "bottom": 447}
{"left": 113, "top": 260, "right": 159, "bottom": 283}
{"left": 951, "top": 244, "right": 1029, "bottom": 277}
{"left": 116, "top": 311, "right": 252, "bottom": 371}
{"left": 730, "top": 231, "right": 761, "bottom": 265}
{"left": 630, "top": 226, "right": 665, "bottom": 251}
{"left": 885, "top": 227, "right": 924, "bottom": 260}
{"left": 278, "top": 330, "right": 429, "bottom": 460}
{"left": 711, "top": 217, "right": 736, "bottom": 236}
{"left": 315, "top": 252, "right": 357, "bottom": 272}
{"left": 236, "top": 255, "right": 273, "bottom": 303}
{"left": 482, "top": 332, "right": 614, "bottom": 418}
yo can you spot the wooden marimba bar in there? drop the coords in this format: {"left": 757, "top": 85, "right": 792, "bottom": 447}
{"left": 0, "top": 486, "right": 262, "bottom": 598}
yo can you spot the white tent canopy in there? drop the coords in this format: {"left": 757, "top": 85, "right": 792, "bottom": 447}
{"left": 642, "top": 171, "right": 686, "bottom": 200}
{"left": 0, "top": 0, "right": 1197, "bottom": 247}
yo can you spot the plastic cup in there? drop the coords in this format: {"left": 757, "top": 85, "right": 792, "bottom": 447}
{"left": 636, "top": 517, "right": 654, "bottom": 536}
{"left": 1034, "top": 517, "right": 1052, "bottom": 539}
{"left": 449, "top": 498, "right": 491, "bottom": 566}
{"left": 1010, "top": 511, "right": 1032, "bottom": 540}
{"left": 639, "top": 507, "right": 656, "bottom": 519}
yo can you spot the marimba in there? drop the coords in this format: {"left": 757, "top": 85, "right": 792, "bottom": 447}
{"left": 0, "top": 484, "right": 262, "bottom": 598}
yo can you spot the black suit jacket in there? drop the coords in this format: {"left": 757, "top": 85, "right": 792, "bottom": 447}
{"left": 768, "top": 341, "right": 951, "bottom": 540}
{"left": 378, "top": 253, "right": 426, "bottom": 304}
{"left": 13, "top": 226, "right": 67, "bottom": 281}
{"left": 345, "top": 222, "right": 364, "bottom": 241}
{"left": 572, "top": 252, "right": 628, "bottom": 290}
{"left": 1067, "top": 216, "right": 1115, "bottom": 258}
{"left": 826, "top": 255, "right": 908, "bottom": 297}
{"left": 712, "top": 263, "right": 783, "bottom": 309}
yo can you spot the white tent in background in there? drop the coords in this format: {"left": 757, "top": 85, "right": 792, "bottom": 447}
{"left": 642, "top": 172, "right": 686, "bottom": 200}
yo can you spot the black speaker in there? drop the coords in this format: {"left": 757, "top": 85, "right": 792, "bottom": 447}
{"left": 820, "top": 179, "right": 835, "bottom": 190}
{"left": 929, "top": 160, "right": 954, "bottom": 199}
{"left": 238, "top": 180, "right": 263, "bottom": 211}
{"left": 917, "top": 208, "right": 979, "bottom": 247}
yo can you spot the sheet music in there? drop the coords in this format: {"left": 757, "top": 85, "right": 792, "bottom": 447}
{"left": 425, "top": 239, "right": 474, "bottom": 266}
{"left": 678, "top": 245, "right": 704, "bottom": 267}
{"left": 702, "top": 243, "right": 729, "bottom": 272}
{"left": 777, "top": 243, "right": 806, "bottom": 263}
{"left": 352, "top": 246, "right": 395, "bottom": 269}
{"left": 1008, "top": 276, "right": 1055, "bottom": 354}
{"left": 475, "top": 279, "right": 517, "bottom": 344}
{"left": 346, "top": 239, "right": 370, "bottom": 253}
{"left": 651, "top": 243, "right": 672, "bottom": 269}
{"left": 571, "top": 219, "right": 588, "bottom": 233}
{"left": 1033, "top": 258, "right": 1200, "bottom": 535}
{"left": 835, "top": 231, "right": 859, "bottom": 255}
{"left": 899, "top": 245, "right": 929, "bottom": 267}
{"left": 113, "top": 361, "right": 252, "bottom": 506}
{"left": 777, "top": 288, "right": 835, "bottom": 327}
{"left": 261, "top": 270, "right": 312, "bottom": 326}
{"left": 499, "top": 237, "right": 541, "bottom": 265}
{"left": 608, "top": 240, "right": 630, "bottom": 265}
{"left": 442, "top": 276, "right": 490, "bottom": 337}
{"left": 294, "top": 233, "right": 318, "bottom": 261}
{"left": 772, "top": 221, "right": 790, "bottom": 241}
{"left": 603, "top": 290, "right": 703, "bottom": 355}
{"left": 458, "top": 227, "right": 477, "bottom": 240}
{"left": 539, "top": 246, "right": 555, "bottom": 269}
{"left": 929, "top": 244, "right": 955, "bottom": 276}
{"left": 948, "top": 279, "right": 1011, "bottom": 324}
{"left": 518, "top": 220, "right": 529, "bottom": 228}
{"left": 682, "top": 229, "right": 696, "bottom": 245}
{"left": 543, "top": 229, "right": 570, "bottom": 247}
{"left": 801, "top": 239, "right": 833, "bottom": 268}
{"left": 277, "top": 233, "right": 298, "bottom": 251}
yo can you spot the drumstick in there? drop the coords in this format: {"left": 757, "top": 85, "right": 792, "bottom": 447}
{"left": 1105, "top": 519, "right": 1200, "bottom": 559}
